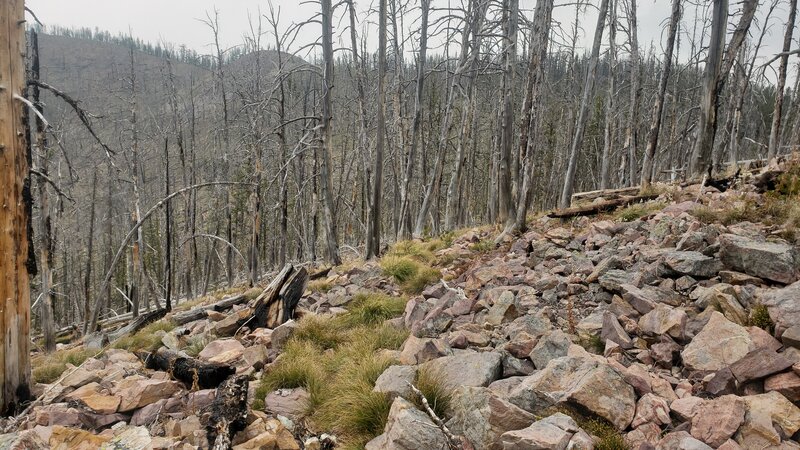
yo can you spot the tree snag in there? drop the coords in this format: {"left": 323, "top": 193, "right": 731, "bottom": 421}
{"left": 0, "top": 0, "right": 33, "bottom": 415}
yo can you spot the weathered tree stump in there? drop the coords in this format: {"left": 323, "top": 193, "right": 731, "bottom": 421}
{"left": 139, "top": 348, "right": 235, "bottom": 390}
{"left": 205, "top": 375, "right": 249, "bottom": 450}
{"left": 251, "top": 266, "right": 308, "bottom": 329}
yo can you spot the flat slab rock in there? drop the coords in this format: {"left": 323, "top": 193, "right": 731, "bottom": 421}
{"left": 420, "top": 350, "right": 502, "bottom": 390}
{"left": 719, "top": 233, "right": 800, "bottom": 284}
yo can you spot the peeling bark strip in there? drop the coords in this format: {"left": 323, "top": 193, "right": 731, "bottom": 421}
{"left": 140, "top": 348, "right": 234, "bottom": 390}
{"left": 205, "top": 375, "right": 249, "bottom": 450}
{"left": 0, "top": 0, "right": 32, "bottom": 415}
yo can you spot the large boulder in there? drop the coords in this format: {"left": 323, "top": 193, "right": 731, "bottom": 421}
{"left": 760, "top": 281, "right": 800, "bottom": 334}
{"left": 373, "top": 365, "right": 417, "bottom": 400}
{"left": 690, "top": 395, "right": 746, "bottom": 448}
{"left": 529, "top": 330, "right": 572, "bottom": 369}
{"left": 114, "top": 377, "right": 182, "bottom": 412}
{"left": 365, "top": 398, "right": 448, "bottom": 450}
{"left": 500, "top": 413, "right": 593, "bottom": 450}
{"left": 681, "top": 312, "right": 754, "bottom": 372}
{"left": 446, "top": 387, "right": 534, "bottom": 450}
{"left": 421, "top": 350, "right": 502, "bottom": 390}
{"left": 719, "top": 234, "right": 800, "bottom": 284}
{"left": 664, "top": 251, "right": 723, "bottom": 278}
{"left": 0, "top": 430, "right": 48, "bottom": 450}
{"left": 398, "top": 335, "right": 451, "bottom": 365}
{"left": 638, "top": 305, "right": 687, "bottom": 340}
{"left": 507, "top": 356, "right": 636, "bottom": 430}
{"left": 735, "top": 391, "right": 800, "bottom": 449}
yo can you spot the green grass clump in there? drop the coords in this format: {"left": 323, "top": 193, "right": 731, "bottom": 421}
{"left": 470, "top": 239, "right": 495, "bottom": 253}
{"left": 254, "top": 293, "right": 411, "bottom": 447}
{"left": 615, "top": 202, "right": 666, "bottom": 222}
{"left": 184, "top": 334, "right": 210, "bottom": 358}
{"left": 413, "top": 367, "right": 452, "bottom": 420}
{"left": 579, "top": 334, "right": 604, "bottom": 355}
{"left": 380, "top": 255, "right": 441, "bottom": 294}
{"left": 341, "top": 293, "right": 407, "bottom": 327}
{"left": 545, "top": 405, "right": 628, "bottom": 450}
{"left": 748, "top": 303, "right": 774, "bottom": 333}
{"left": 308, "top": 279, "right": 333, "bottom": 293}
{"left": 112, "top": 319, "right": 176, "bottom": 352}
{"left": 244, "top": 287, "right": 263, "bottom": 300}
{"left": 31, "top": 347, "right": 95, "bottom": 384}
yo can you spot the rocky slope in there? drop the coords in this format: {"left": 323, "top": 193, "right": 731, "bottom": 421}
{"left": 3, "top": 160, "right": 800, "bottom": 449}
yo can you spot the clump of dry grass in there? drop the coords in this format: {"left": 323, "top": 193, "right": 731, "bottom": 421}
{"left": 112, "top": 319, "right": 175, "bottom": 352}
{"left": 32, "top": 347, "right": 96, "bottom": 384}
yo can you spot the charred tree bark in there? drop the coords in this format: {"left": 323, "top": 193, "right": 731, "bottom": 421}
{"left": 142, "top": 348, "right": 235, "bottom": 390}
{"left": 250, "top": 265, "right": 307, "bottom": 329}
{"left": 205, "top": 375, "right": 249, "bottom": 450}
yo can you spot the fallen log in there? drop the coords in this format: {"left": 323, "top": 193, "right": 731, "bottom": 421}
{"left": 172, "top": 294, "right": 247, "bottom": 325}
{"left": 547, "top": 194, "right": 660, "bottom": 219}
{"left": 106, "top": 308, "right": 167, "bottom": 342}
{"left": 205, "top": 375, "right": 249, "bottom": 450}
{"left": 309, "top": 266, "right": 332, "bottom": 281}
{"left": 570, "top": 186, "right": 641, "bottom": 205}
{"left": 250, "top": 266, "right": 308, "bottom": 329}
{"left": 139, "top": 348, "right": 235, "bottom": 390}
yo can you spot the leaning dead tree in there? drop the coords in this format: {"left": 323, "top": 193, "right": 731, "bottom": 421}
{"left": 640, "top": 0, "right": 682, "bottom": 188}
{"left": 0, "top": 0, "right": 32, "bottom": 415}
{"left": 560, "top": 0, "right": 610, "bottom": 208}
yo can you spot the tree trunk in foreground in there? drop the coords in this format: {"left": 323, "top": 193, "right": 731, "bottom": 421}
{"left": 0, "top": 0, "right": 32, "bottom": 415}
{"left": 320, "top": 0, "right": 342, "bottom": 265}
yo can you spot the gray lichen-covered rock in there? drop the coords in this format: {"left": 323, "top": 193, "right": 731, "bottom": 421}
{"left": 446, "top": 386, "right": 534, "bottom": 450}
{"left": 507, "top": 356, "right": 636, "bottom": 430}
{"left": 529, "top": 330, "right": 572, "bottom": 369}
{"left": 499, "top": 413, "right": 593, "bottom": 450}
{"left": 373, "top": 365, "right": 417, "bottom": 400}
{"left": 421, "top": 350, "right": 502, "bottom": 390}
{"left": 664, "top": 250, "right": 723, "bottom": 278}
{"left": 719, "top": 234, "right": 800, "bottom": 284}
{"left": 365, "top": 398, "right": 448, "bottom": 450}
{"left": 760, "top": 281, "right": 800, "bottom": 334}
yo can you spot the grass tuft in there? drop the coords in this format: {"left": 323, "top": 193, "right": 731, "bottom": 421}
{"left": 748, "top": 303, "right": 774, "bottom": 333}
{"left": 615, "top": 201, "right": 666, "bottom": 222}
{"left": 470, "top": 239, "right": 495, "bottom": 253}
{"left": 254, "top": 293, "right": 410, "bottom": 447}
{"left": 112, "top": 319, "right": 175, "bottom": 352}
{"left": 32, "top": 347, "right": 95, "bottom": 384}
{"left": 308, "top": 279, "right": 333, "bottom": 293}
{"left": 380, "top": 255, "right": 441, "bottom": 294}
{"left": 413, "top": 367, "right": 452, "bottom": 420}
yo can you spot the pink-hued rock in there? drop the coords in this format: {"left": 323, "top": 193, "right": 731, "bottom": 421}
{"left": 631, "top": 393, "right": 671, "bottom": 428}
{"left": 764, "top": 371, "right": 800, "bottom": 402}
{"left": 690, "top": 395, "right": 746, "bottom": 448}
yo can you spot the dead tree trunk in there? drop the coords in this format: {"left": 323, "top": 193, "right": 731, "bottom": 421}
{"left": 0, "top": 0, "right": 32, "bottom": 414}
{"left": 512, "top": 0, "right": 554, "bottom": 232}
{"left": 250, "top": 265, "right": 308, "bottom": 329}
{"left": 83, "top": 170, "right": 98, "bottom": 334}
{"left": 559, "top": 0, "right": 610, "bottom": 208}
{"left": 320, "top": 0, "right": 342, "bottom": 265}
{"left": 30, "top": 30, "right": 55, "bottom": 353}
{"left": 767, "top": 0, "right": 797, "bottom": 159}
{"left": 366, "top": 0, "right": 388, "bottom": 258}
{"left": 600, "top": 0, "right": 618, "bottom": 190}
{"left": 689, "top": 0, "right": 757, "bottom": 177}
{"left": 498, "top": 0, "right": 519, "bottom": 224}
{"left": 625, "top": 0, "right": 640, "bottom": 186}
{"left": 398, "top": 0, "right": 430, "bottom": 240}
{"left": 640, "top": 0, "right": 681, "bottom": 187}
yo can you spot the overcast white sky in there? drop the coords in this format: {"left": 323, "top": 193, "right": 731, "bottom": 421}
{"left": 24, "top": 0, "right": 798, "bottom": 83}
